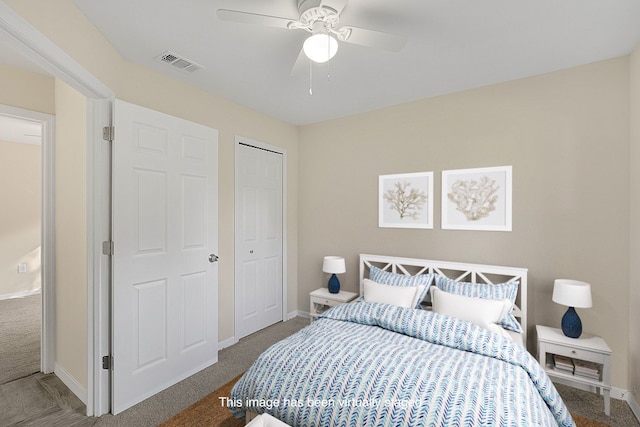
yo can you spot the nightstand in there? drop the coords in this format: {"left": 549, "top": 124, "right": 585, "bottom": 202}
{"left": 536, "top": 325, "right": 612, "bottom": 415}
{"left": 309, "top": 288, "right": 357, "bottom": 322}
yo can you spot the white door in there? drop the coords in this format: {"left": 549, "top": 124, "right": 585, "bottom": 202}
{"left": 235, "top": 141, "right": 283, "bottom": 339}
{"left": 112, "top": 100, "right": 218, "bottom": 414}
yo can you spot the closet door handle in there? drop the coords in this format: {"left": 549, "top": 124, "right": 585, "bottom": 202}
{"left": 209, "top": 254, "right": 219, "bottom": 263}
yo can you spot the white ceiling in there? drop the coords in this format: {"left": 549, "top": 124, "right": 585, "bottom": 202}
{"left": 71, "top": 0, "right": 640, "bottom": 125}
{"left": 7, "top": 0, "right": 640, "bottom": 127}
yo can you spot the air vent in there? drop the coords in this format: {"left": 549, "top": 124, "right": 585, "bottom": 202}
{"left": 157, "top": 51, "right": 204, "bottom": 73}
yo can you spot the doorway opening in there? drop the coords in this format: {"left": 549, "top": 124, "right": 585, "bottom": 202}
{"left": 0, "top": 106, "right": 55, "bottom": 383}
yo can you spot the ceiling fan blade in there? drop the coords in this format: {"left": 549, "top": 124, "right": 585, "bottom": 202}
{"left": 320, "top": 0, "right": 347, "bottom": 15}
{"left": 290, "top": 48, "right": 308, "bottom": 76}
{"left": 340, "top": 26, "right": 407, "bottom": 52}
{"left": 217, "top": 9, "right": 295, "bottom": 30}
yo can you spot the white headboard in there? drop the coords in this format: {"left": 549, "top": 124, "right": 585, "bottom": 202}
{"left": 359, "top": 254, "right": 528, "bottom": 344}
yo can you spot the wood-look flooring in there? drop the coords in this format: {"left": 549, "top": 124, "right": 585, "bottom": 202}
{"left": 0, "top": 373, "right": 96, "bottom": 427}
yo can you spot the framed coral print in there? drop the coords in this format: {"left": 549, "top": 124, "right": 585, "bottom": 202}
{"left": 379, "top": 172, "right": 433, "bottom": 229}
{"left": 441, "top": 166, "right": 512, "bottom": 231}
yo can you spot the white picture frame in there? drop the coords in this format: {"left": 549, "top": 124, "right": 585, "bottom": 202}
{"left": 379, "top": 172, "right": 434, "bottom": 229}
{"left": 441, "top": 166, "right": 512, "bottom": 231}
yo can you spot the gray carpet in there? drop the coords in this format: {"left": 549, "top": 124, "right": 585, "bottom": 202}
{"left": 0, "top": 294, "right": 40, "bottom": 384}
{"left": 556, "top": 382, "right": 640, "bottom": 426}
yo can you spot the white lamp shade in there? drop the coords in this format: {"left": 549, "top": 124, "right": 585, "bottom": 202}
{"left": 303, "top": 33, "right": 338, "bottom": 63}
{"left": 322, "top": 256, "right": 345, "bottom": 274}
{"left": 552, "top": 279, "right": 592, "bottom": 308}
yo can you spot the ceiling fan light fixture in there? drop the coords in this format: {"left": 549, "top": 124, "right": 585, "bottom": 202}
{"left": 303, "top": 32, "right": 338, "bottom": 63}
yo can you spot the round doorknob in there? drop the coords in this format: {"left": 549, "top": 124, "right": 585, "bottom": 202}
{"left": 209, "top": 254, "right": 219, "bottom": 263}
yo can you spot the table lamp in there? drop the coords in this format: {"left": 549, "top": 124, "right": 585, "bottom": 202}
{"left": 323, "top": 256, "right": 345, "bottom": 294}
{"left": 552, "top": 279, "right": 592, "bottom": 338}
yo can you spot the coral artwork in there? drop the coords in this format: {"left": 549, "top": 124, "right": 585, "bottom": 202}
{"left": 384, "top": 181, "right": 427, "bottom": 220}
{"left": 448, "top": 176, "right": 498, "bottom": 221}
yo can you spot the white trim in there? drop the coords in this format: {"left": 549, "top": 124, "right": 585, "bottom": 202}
{"left": 0, "top": 288, "right": 41, "bottom": 301}
{"left": 218, "top": 336, "right": 238, "bottom": 351}
{"left": 288, "top": 310, "right": 310, "bottom": 320}
{"left": 0, "top": 104, "right": 55, "bottom": 375}
{"left": 86, "top": 98, "right": 113, "bottom": 417}
{"left": 0, "top": 2, "right": 111, "bottom": 99}
{"left": 234, "top": 136, "right": 288, "bottom": 340}
{"left": 612, "top": 387, "right": 629, "bottom": 400}
{"left": 0, "top": 2, "right": 114, "bottom": 417}
{"left": 55, "top": 362, "right": 88, "bottom": 405}
{"left": 41, "top": 109, "right": 55, "bottom": 375}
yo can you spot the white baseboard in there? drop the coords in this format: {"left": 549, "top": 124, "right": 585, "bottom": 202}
{"left": 552, "top": 377, "right": 628, "bottom": 400}
{"left": 287, "top": 310, "right": 309, "bottom": 320}
{"left": 0, "top": 288, "right": 41, "bottom": 301}
{"left": 218, "top": 336, "right": 237, "bottom": 351}
{"left": 54, "top": 363, "right": 87, "bottom": 405}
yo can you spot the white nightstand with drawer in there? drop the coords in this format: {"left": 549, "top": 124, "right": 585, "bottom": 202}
{"left": 309, "top": 288, "right": 357, "bottom": 322}
{"left": 536, "top": 325, "right": 612, "bottom": 415}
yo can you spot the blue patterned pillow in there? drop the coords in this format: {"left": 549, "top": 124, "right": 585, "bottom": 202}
{"left": 369, "top": 265, "right": 435, "bottom": 308}
{"left": 435, "top": 275, "right": 522, "bottom": 333}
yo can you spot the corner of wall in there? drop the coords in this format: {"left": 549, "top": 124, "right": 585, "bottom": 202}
{"left": 629, "top": 42, "right": 640, "bottom": 411}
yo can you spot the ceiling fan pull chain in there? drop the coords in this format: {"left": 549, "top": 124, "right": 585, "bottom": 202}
{"left": 327, "top": 38, "right": 331, "bottom": 82}
{"left": 309, "top": 59, "right": 313, "bottom": 95}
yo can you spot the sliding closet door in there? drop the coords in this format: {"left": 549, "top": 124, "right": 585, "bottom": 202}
{"left": 111, "top": 100, "right": 218, "bottom": 414}
{"left": 235, "top": 140, "right": 284, "bottom": 339}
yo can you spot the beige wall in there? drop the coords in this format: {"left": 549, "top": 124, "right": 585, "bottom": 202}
{"left": 6, "top": 0, "right": 299, "bottom": 390}
{"left": 0, "top": 141, "right": 41, "bottom": 297}
{"left": 54, "top": 78, "right": 88, "bottom": 387}
{"left": 299, "top": 57, "right": 631, "bottom": 389}
{"left": 630, "top": 43, "right": 640, "bottom": 406}
{"left": 0, "top": 62, "right": 55, "bottom": 114}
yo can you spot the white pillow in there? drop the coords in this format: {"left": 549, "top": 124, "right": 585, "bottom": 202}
{"left": 363, "top": 279, "right": 420, "bottom": 308}
{"left": 246, "top": 413, "right": 291, "bottom": 427}
{"left": 431, "top": 287, "right": 512, "bottom": 337}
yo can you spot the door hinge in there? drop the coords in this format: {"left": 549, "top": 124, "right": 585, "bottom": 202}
{"left": 102, "top": 126, "right": 115, "bottom": 142}
{"left": 102, "top": 355, "right": 112, "bottom": 370}
{"left": 102, "top": 240, "right": 114, "bottom": 256}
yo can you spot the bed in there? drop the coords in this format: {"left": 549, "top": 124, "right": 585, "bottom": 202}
{"left": 229, "top": 254, "right": 576, "bottom": 427}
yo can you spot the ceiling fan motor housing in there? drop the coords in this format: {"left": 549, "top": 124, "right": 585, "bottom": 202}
{"left": 298, "top": 0, "right": 329, "bottom": 13}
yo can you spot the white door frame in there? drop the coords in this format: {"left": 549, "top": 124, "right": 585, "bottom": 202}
{"left": 0, "top": 104, "right": 54, "bottom": 374}
{"left": 234, "top": 135, "right": 288, "bottom": 342}
{"left": 0, "top": 2, "right": 114, "bottom": 416}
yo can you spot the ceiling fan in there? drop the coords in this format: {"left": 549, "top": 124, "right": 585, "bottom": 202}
{"left": 217, "top": 0, "right": 407, "bottom": 71}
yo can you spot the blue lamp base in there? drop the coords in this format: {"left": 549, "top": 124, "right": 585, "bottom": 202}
{"left": 328, "top": 274, "right": 340, "bottom": 294}
{"left": 561, "top": 306, "right": 582, "bottom": 338}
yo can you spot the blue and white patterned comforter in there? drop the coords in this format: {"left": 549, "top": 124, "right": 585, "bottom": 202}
{"left": 230, "top": 302, "right": 575, "bottom": 427}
